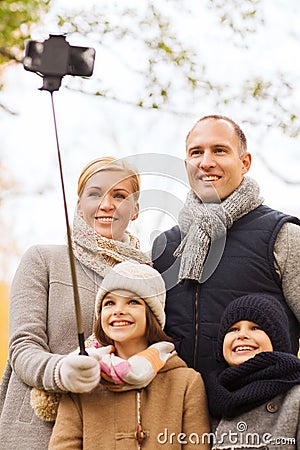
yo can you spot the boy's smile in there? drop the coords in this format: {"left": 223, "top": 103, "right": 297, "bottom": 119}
{"left": 223, "top": 320, "right": 273, "bottom": 366}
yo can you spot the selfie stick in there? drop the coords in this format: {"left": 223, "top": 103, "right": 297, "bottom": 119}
{"left": 23, "top": 35, "right": 96, "bottom": 356}
{"left": 50, "top": 92, "right": 88, "bottom": 356}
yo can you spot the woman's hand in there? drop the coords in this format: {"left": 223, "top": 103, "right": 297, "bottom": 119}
{"left": 55, "top": 350, "right": 101, "bottom": 393}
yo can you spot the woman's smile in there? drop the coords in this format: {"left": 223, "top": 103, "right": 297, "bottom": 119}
{"left": 95, "top": 216, "right": 116, "bottom": 223}
{"left": 78, "top": 170, "right": 139, "bottom": 241}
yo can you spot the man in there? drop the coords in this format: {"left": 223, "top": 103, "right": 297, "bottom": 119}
{"left": 152, "top": 115, "right": 300, "bottom": 382}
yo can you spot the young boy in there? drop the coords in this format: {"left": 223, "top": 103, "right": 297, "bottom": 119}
{"left": 207, "top": 294, "right": 300, "bottom": 450}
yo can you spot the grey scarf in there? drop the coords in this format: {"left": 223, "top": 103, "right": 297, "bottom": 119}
{"left": 174, "top": 177, "right": 263, "bottom": 283}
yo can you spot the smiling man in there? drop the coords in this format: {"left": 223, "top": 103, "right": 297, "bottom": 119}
{"left": 152, "top": 114, "right": 300, "bottom": 382}
{"left": 185, "top": 117, "right": 251, "bottom": 202}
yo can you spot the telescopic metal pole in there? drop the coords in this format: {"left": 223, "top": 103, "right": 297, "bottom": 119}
{"left": 50, "top": 91, "right": 88, "bottom": 356}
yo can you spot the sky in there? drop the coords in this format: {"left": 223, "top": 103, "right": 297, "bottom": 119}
{"left": 0, "top": 0, "right": 300, "bottom": 281}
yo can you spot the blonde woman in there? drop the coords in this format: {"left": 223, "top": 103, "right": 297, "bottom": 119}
{"left": 0, "top": 157, "right": 150, "bottom": 450}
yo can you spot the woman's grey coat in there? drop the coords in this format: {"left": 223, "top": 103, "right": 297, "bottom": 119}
{"left": 0, "top": 245, "right": 102, "bottom": 450}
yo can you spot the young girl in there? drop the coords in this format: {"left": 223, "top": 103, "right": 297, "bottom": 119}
{"left": 207, "top": 294, "right": 300, "bottom": 450}
{"left": 49, "top": 261, "right": 211, "bottom": 449}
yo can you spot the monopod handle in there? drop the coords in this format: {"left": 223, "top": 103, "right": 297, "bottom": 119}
{"left": 50, "top": 92, "right": 88, "bottom": 356}
{"left": 78, "top": 333, "right": 88, "bottom": 356}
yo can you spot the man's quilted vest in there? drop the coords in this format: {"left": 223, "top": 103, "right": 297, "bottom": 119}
{"left": 153, "top": 205, "right": 300, "bottom": 382}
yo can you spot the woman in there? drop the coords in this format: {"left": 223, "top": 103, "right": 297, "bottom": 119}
{"left": 49, "top": 261, "right": 211, "bottom": 449}
{"left": 0, "top": 157, "right": 150, "bottom": 450}
{"left": 207, "top": 294, "right": 300, "bottom": 450}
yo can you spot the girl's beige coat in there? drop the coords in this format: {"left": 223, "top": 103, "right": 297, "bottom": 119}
{"left": 49, "top": 355, "right": 211, "bottom": 450}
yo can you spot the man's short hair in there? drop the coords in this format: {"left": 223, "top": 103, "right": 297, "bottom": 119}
{"left": 186, "top": 114, "right": 247, "bottom": 157}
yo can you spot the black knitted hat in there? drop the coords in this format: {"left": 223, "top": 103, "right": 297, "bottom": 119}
{"left": 218, "top": 294, "right": 292, "bottom": 356}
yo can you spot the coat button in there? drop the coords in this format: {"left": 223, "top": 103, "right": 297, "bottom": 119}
{"left": 266, "top": 402, "right": 278, "bottom": 413}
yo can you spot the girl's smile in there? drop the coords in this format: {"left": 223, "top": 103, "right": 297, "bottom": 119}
{"left": 109, "top": 320, "right": 133, "bottom": 327}
{"left": 101, "top": 289, "right": 148, "bottom": 359}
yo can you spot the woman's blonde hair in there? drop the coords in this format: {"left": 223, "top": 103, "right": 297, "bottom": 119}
{"left": 77, "top": 156, "right": 140, "bottom": 198}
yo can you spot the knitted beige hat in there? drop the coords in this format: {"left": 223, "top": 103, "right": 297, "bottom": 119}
{"left": 95, "top": 261, "right": 166, "bottom": 328}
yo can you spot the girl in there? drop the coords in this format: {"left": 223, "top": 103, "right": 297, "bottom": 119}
{"left": 49, "top": 261, "right": 211, "bottom": 449}
{"left": 207, "top": 294, "right": 300, "bottom": 450}
{"left": 0, "top": 157, "right": 151, "bottom": 450}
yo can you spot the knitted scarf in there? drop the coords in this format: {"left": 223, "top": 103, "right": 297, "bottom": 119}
{"left": 174, "top": 177, "right": 263, "bottom": 283}
{"left": 207, "top": 351, "right": 300, "bottom": 418}
{"left": 72, "top": 211, "right": 151, "bottom": 277}
{"left": 90, "top": 341, "right": 175, "bottom": 392}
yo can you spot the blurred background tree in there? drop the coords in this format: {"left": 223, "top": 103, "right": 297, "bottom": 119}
{"left": 1, "top": 0, "right": 299, "bottom": 140}
{"left": 0, "top": 0, "right": 49, "bottom": 64}
{"left": 55, "top": 0, "right": 300, "bottom": 140}
{"left": 0, "top": 0, "right": 49, "bottom": 110}
{"left": 0, "top": 0, "right": 49, "bottom": 377}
